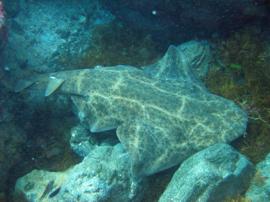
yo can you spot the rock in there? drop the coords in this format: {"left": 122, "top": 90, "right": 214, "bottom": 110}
{"left": 159, "top": 144, "right": 254, "bottom": 202}
{"left": 0, "top": 122, "right": 26, "bottom": 192}
{"left": 14, "top": 144, "right": 146, "bottom": 202}
{"left": 70, "top": 125, "right": 120, "bottom": 158}
{"left": 70, "top": 125, "right": 97, "bottom": 158}
{"left": 246, "top": 153, "right": 270, "bottom": 202}
{"left": 4, "top": 0, "right": 114, "bottom": 73}
{"left": 17, "top": 40, "right": 248, "bottom": 178}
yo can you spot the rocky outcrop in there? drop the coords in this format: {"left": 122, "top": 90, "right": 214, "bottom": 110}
{"left": 159, "top": 144, "right": 254, "bottom": 202}
{"left": 4, "top": 0, "right": 114, "bottom": 73}
{"left": 15, "top": 144, "right": 146, "bottom": 202}
{"left": 69, "top": 125, "right": 97, "bottom": 158}
{"left": 246, "top": 153, "right": 270, "bottom": 202}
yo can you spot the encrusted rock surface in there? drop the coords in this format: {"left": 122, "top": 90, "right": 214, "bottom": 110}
{"left": 70, "top": 124, "right": 119, "bottom": 158}
{"left": 159, "top": 144, "right": 254, "bottom": 202}
{"left": 69, "top": 125, "right": 97, "bottom": 158}
{"left": 4, "top": 0, "right": 114, "bottom": 73}
{"left": 246, "top": 153, "right": 270, "bottom": 202}
{"left": 15, "top": 144, "right": 146, "bottom": 202}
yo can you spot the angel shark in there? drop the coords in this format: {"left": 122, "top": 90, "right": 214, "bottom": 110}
{"left": 16, "top": 41, "right": 247, "bottom": 178}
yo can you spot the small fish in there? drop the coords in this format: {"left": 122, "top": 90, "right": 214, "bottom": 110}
{"left": 40, "top": 180, "right": 55, "bottom": 200}
{"left": 49, "top": 186, "right": 61, "bottom": 198}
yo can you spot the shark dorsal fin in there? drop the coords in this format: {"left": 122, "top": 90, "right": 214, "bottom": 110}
{"left": 45, "top": 76, "right": 65, "bottom": 96}
{"left": 142, "top": 41, "right": 211, "bottom": 82}
{"left": 143, "top": 45, "right": 190, "bottom": 81}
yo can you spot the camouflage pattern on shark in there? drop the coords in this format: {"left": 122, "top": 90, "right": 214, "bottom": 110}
{"left": 17, "top": 41, "right": 247, "bottom": 177}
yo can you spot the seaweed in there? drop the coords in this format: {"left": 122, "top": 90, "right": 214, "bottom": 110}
{"left": 206, "top": 27, "right": 270, "bottom": 164}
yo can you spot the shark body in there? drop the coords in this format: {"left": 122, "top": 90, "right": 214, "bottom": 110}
{"left": 17, "top": 41, "right": 247, "bottom": 177}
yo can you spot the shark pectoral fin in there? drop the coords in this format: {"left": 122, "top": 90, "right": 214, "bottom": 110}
{"left": 45, "top": 77, "right": 65, "bottom": 97}
{"left": 14, "top": 79, "right": 36, "bottom": 93}
{"left": 116, "top": 120, "right": 168, "bottom": 177}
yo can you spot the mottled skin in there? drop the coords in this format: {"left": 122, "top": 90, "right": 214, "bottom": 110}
{"left": 25, "top": 41, "right": 247, "bottom": 177}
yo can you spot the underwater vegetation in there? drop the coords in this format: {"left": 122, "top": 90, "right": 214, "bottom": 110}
{"left": 206, "top": 27, "right": 270, "bottom": 163}
{"left": 74, "top": 21, "right": 161, "bottom": 67}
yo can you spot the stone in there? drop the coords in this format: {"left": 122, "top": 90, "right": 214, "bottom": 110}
{"left": 17, "top": 40, "right": 247, "bottom": 178}
{"left": 70, "top": 124, "right": 119, "bottom": 158}
{"left": 4, "top": 0, "right": 114, "bottom": 73}
{"left": 69, "top": 125, "right": 97, "bottom": 158}
{"left": 159, "top": 144, "right": 254, "bottom": 202}
{"left": 246, "top": 153, "right": 270, "bottom": 202}
{"left": 14, "top": 144, "right": 146, "bottom": 202}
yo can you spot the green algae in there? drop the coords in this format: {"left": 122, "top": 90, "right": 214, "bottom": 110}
{"left": 228, "top": 63, "right": 242, "bottom": 71}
